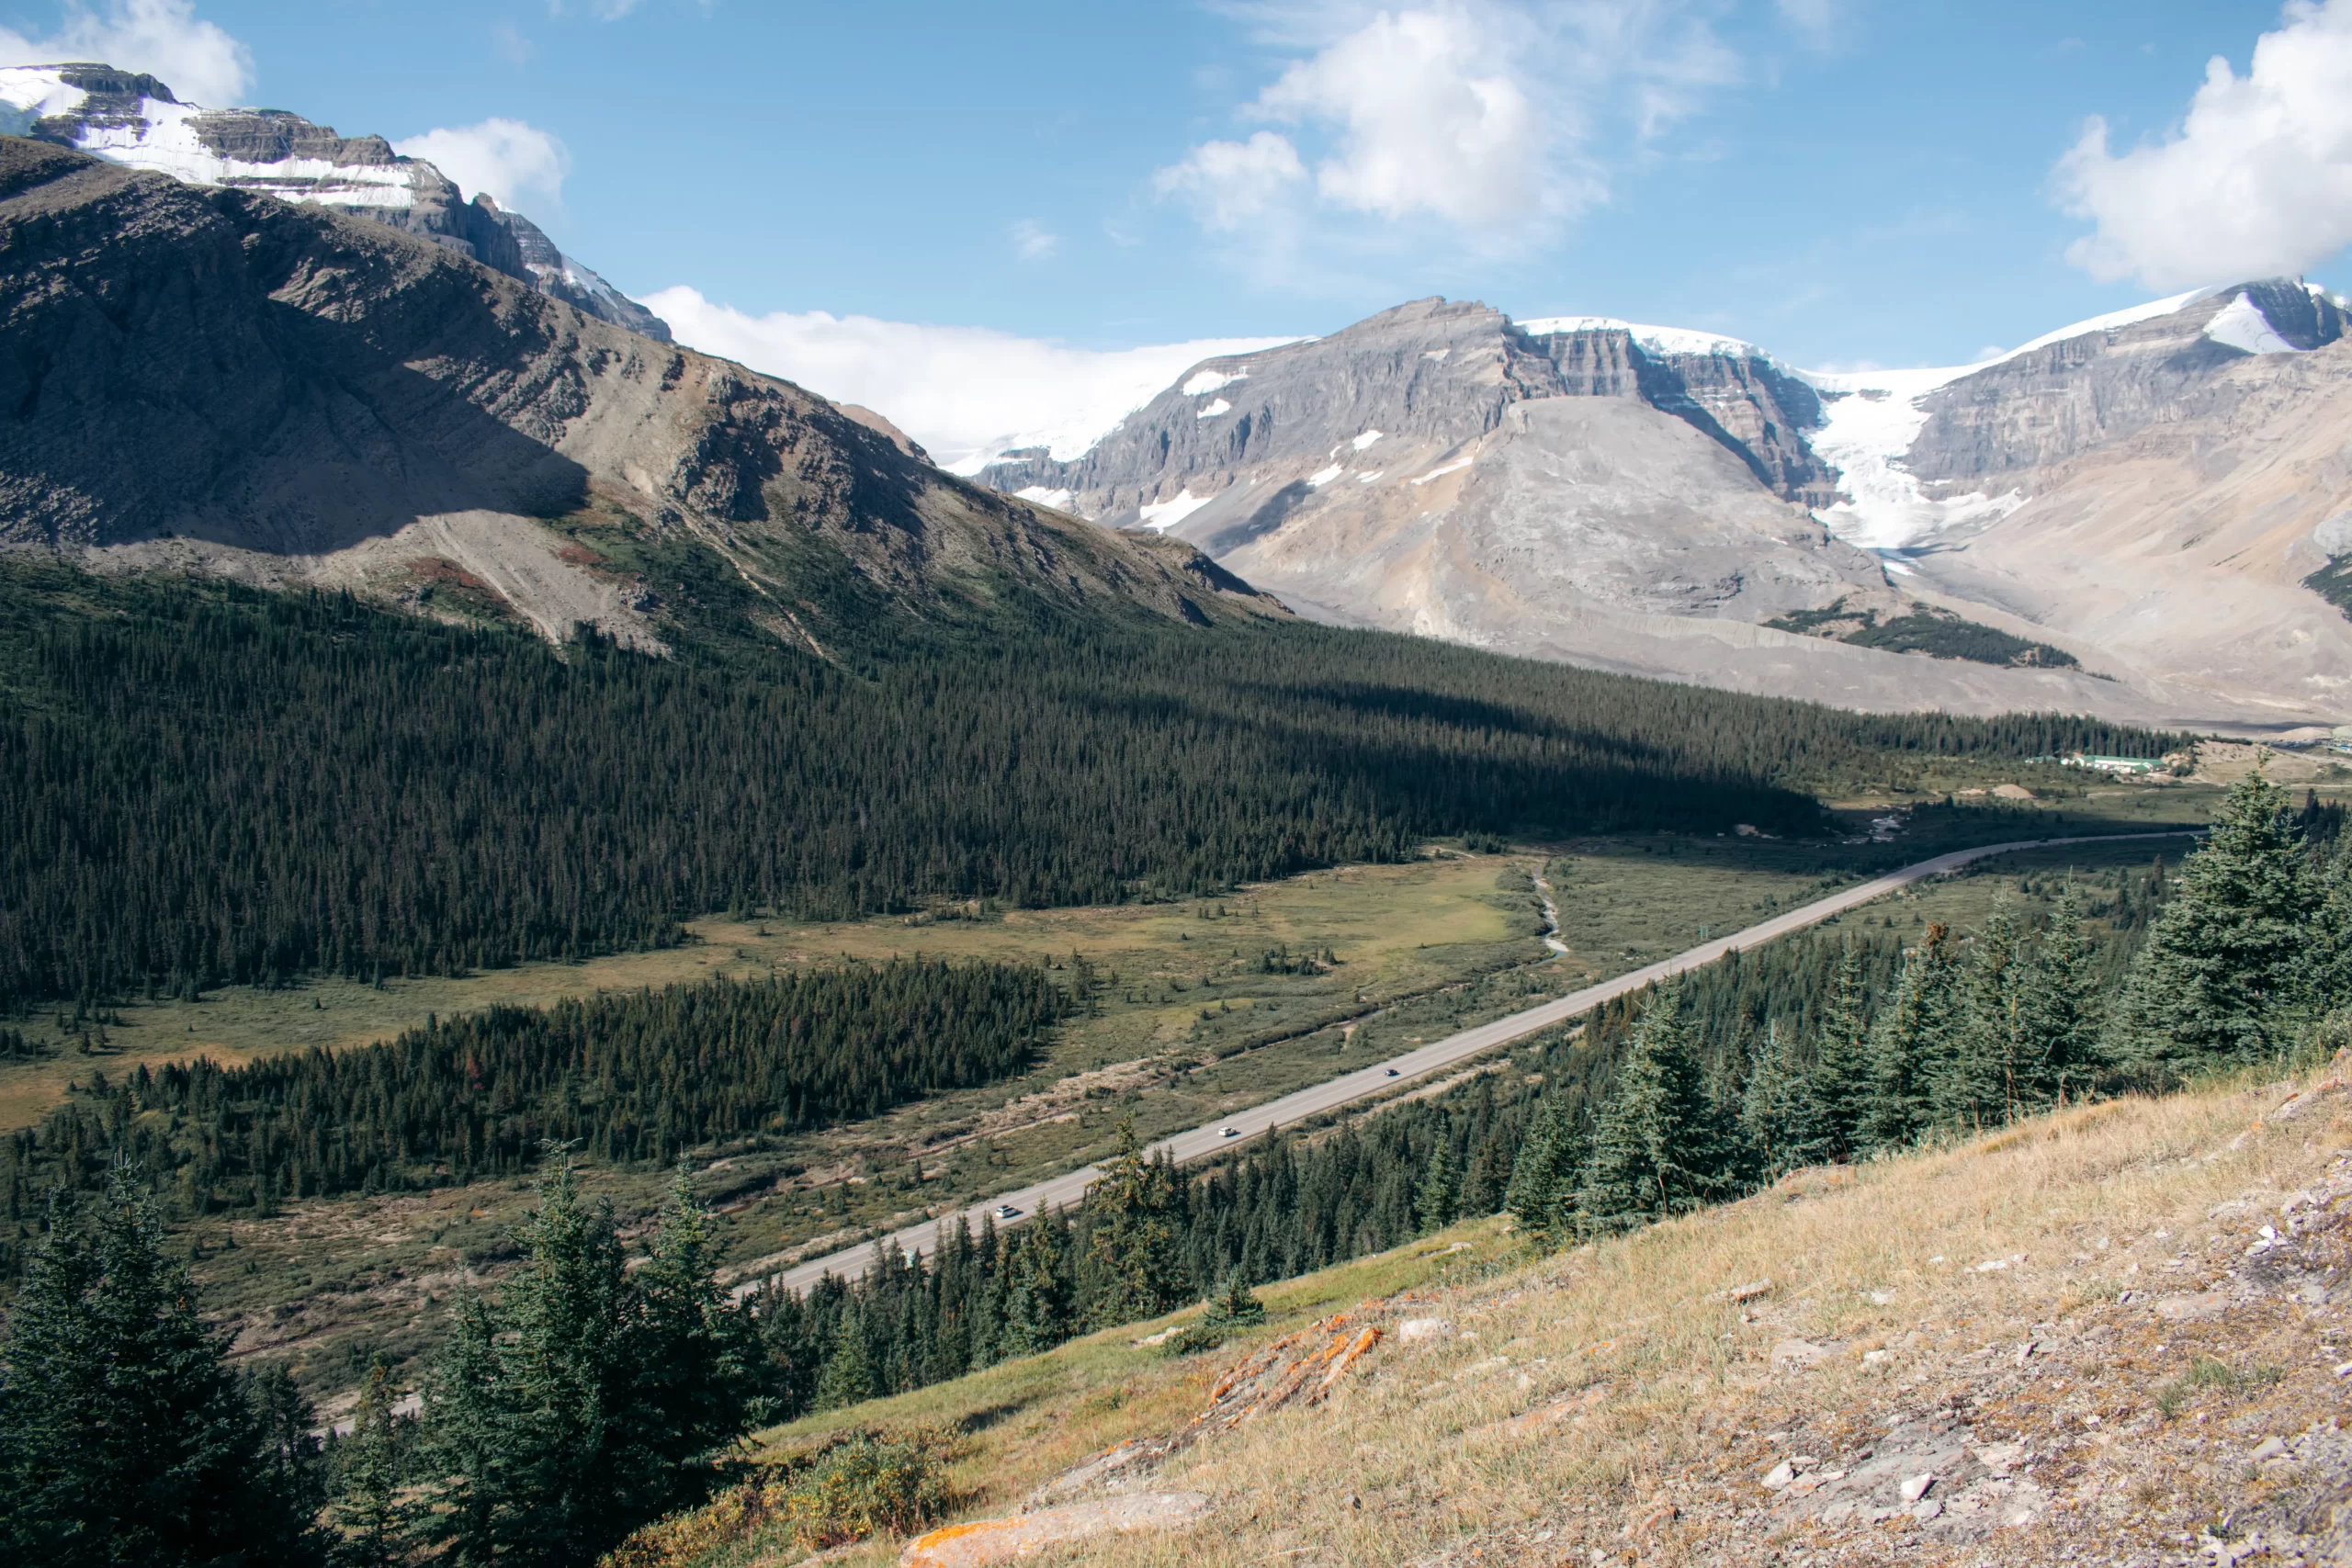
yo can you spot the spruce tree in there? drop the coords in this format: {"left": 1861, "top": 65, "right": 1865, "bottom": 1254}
{"left": 1502, "top": 1094, "right": 1587, "bottom": 1241}
{"left": 2019, "top": 890, "right": 2103, "bottom": 1101}
{"left": 811, "top": 1313, "right": 877, "bottom": 1411}
{"left": 2108, "top": 765, "right": 2313, "bottom": 1079}
{"left": 1807, "top": 945, "right": 1873, "bottom": 1159}
{"left": 329, "top": 1361, "right": 413, "bottom": 1568}
{"left": 631, "top": 1168, "right": 760, "bottom": 1479}
{"left": 998, "top": 1215, "right": 1074, "bottom": 1357}
{"left": 0, "top": 1170, "right": 326, "bottom": 1568}
{"left": 1575, "top": 985, "right": 1739, "bottom": 1235}
{"left": 1740, "top": 1020, "right": 1826, "bottom": 1180}
{"left": 1415, "top": 1139, "right": 1462, "bottom": 1233}
{"left": 1083, "top": 1119, "right": 1187, "bottom": 1327}
{"left": 419, "top": 1156, "right": 710, "bottom": 1568}
{"left": 1939, "top": 899, "right": 2030, "bottom": 1133}
{"left": 1864, "top": 926, "right": 1956, "bottom": 1149}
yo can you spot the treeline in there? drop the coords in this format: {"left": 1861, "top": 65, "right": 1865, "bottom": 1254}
{"left": 743, "top": 773, "right": 2343, "bottom": 1410}
{"left": 0, "top": 558, "right": 2169, "bottom": 1010}
{"left": 0, "top": 960, "right": 1068, "bottom": 1250}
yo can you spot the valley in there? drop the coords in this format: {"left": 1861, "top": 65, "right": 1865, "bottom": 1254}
{"left": 0, "top": 31, "right": 2344, "bottom": 1568}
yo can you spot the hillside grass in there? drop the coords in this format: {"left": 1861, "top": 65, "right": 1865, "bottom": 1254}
{"left": 633, "top": 1060, "right": 2352, "bottom": 1567}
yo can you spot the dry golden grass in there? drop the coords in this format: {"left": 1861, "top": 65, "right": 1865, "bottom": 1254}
{"left": 689, "top": 1066, "right": 2352, "bottom": 1567}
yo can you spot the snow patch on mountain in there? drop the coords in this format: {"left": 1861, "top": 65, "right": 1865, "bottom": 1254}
{"left": 2204, "top": 292, "right": 2307, "bottom": 355}
{"left": 0, "top": 66, "right": 421, "bottom": 209}
{"left": 1196, "top": 398, "right": 1232, "bottom": 419}
{"left": 1516, "top": 315, "right": 1761, "bottom": 358}
{"left": 1137, "top": 489, "right": 1216, "bottom": 531}
{"left": 1182, "top": 367, "right": 1247, "bottom": 396}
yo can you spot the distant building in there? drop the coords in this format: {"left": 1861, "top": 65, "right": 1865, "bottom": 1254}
{"left": 2063, "top": 753, "right": 2163, "bottom": 774}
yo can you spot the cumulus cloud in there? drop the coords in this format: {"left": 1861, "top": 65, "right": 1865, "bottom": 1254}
{"left": 640, "top": 287, "right": 1300, "bottom": 472}
{"left": 393, "top": 119, "right": 571, "bottom": 210}
{"left": 0, "top": 0, "right": 253, "bottom": 106}
{"left": 2056, "top": 0, "right": 2352, "bottom": 288}
{"left": 1258, "top": 9, "right": 1550, "bottom": 227}
{"left": 1155, "top": 130, "right": 1308, "bottom": 231}
{"left": 1158, "top": 2, "right": 1739, "bottom": 253}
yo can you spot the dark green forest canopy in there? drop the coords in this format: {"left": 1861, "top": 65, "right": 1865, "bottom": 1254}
{"left": 0, "top": 558, "right": 2172, "bottom": 1010}
{"left": 3, "top": 959, "right": 1069, "bottom": 1235}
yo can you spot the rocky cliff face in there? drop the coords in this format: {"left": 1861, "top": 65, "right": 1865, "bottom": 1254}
{"left": 0, "top": 137, "right": 1271, "bottom": 649}
{"left": 0, "top": 62, "right": 671, "bottom": 342}
{"left": 969, "top": 280, "right": 2352, "bottom": 727}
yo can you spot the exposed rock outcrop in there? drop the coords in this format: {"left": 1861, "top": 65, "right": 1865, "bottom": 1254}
{"left": 0, "top": 137, "right": 1277, "bottom": 645}
{"left": 0, "top": 62, "right": 670, "bottom": 341}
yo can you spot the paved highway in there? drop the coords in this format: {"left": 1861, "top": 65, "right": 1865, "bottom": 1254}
{"left": 736, "top": 829, "right": 2199, "bottom": 1298}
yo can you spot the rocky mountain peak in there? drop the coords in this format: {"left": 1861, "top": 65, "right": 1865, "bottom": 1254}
{"left": 0, "top": 62, "right": 669, "bottom": 344}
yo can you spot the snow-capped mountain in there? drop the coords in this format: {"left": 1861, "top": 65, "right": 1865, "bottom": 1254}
{"left": 0, "top": 62, "right": 669, "bottom": 342}
{"left": 972, "top": 283, "right": 2352, "bottom": 728}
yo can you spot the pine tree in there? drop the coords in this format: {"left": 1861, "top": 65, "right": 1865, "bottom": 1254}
{"left": 1502, "top": 1094, "right": 1587, "bottom": 1241}
{"left": 2303, "top": 836, "right": 2352, "bottom": 1020}
{"left": 1083, "top": 1119, "right": 1187, "bottom": 1327}
{"left": 1414, "top": 1139, "right": 1461, "bottom": 1234}
{"left": 2108, "top": 766, "right": 2314, "bottom": 1080}
{"left": 1865, "top": 926, "right": 1956, "bottom": 1149}
{"left": 1807, "top": 945, "right": 1873, "bottom": 1159}
{"left": 0, "top": 1170, "right": 326, "bottom": 1568}
{"left": 2019, "top": 890, "right": 2103, "bottom": 1102}
{"left": 1740, "top": 1020, "right": 1826, "bottom": 1180}
{"left": 1576, "top": 985, "right": 1740, "bottom": 1235}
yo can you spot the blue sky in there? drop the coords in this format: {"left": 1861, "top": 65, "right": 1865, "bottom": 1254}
{"left": 6, "top": 0, "right": 2346, "bottom": 460}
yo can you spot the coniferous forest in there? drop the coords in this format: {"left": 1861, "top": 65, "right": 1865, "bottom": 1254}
{"left": 1, "top": 959, "right": 1072, "bottom": 1235}
{"left": 0, "top": 558, "right": 2164, "bottom": 1011}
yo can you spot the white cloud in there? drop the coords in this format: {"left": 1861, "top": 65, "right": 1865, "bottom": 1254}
{"left": 0, "top": 0, "right": 253, "bottom": 106}
{"left": 640, "top": 287, "right": 1300, "bottom": 472}
{"left": 1159, "top": 2, "right": 1740, "bottom": 253}
{"left": 2057, "top": 0, "right": 2352, "bottom": 288}
{"left": 392, "top": 119, "right": 571, "bottom": 210}
{"left": 1154, "top": 130, "right": 1308, "bottom": 231}
{"left": 1258, "top": 8, "right": 1548, "bottom": 227}
{"left": 1011, "top": 219, "right": 1059, "bottom": 260}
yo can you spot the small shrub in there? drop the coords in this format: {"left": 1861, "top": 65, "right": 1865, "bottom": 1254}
{"left": 783, "top": 1429, "right": 958, "bottom": 1549}
{"left": 1166, "top": 1276, "right": 1267, "bottom": 1357}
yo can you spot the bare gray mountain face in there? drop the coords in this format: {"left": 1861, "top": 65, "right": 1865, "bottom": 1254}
{"left": 0, "top": 136, "right": 1270, "bottom": 649}
{"left": 0, "top": 62, "right": 671, "bottom": 342}
{"left": 977, "top": 285, "right": 2352, "bottom": 728}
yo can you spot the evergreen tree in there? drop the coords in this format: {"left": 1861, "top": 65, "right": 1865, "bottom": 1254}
{"left": 419, "top": 1157, "right": 701, "bottom": 1568}
{"left": 1502, "top": 1094, "right": 1587, "bottom": 1241}
{"left": 1082, "top": 1120, "right": 1186, "bottom": 1327}
{"left": 997, "top": 1215, "right": 1074, "bottom": 1358}
{"left": 1865, "top": 926, "right": 1957, "bottom": 1149}
{"left": 0, "top": 1170, "right": 326, "bottom": 1568}
{"left": 2020, "top": 891, "right": 2103, "bottom": 1102}
{"left": 329, "top": 1361, "right": 413, "bottom": 1568}
{"left": 1807, "top": 946, "right": 1874, "bottom": 1159}
{"left": 1414, "top": 1138, "right": 1461, "bottom": 1234}
{"left": 1575, "top": 985, "right": 1739, "bottom": 1235}
{"left": 812, "top": 1313, "right": 877, "bottom": 1411}
{"left": 1740, "top": 1020, "right": 1826, "bottom": 1180}
{"left": 2108, "top": 766, "right": 2313, "bottom": 1079}
{"left": 2303, "top": 837, "right": 2352, "bottom": 1020}
{"left": 1939, "top": 899, "right": 2031, "bottom": 1132}
{"left": 631, "top": 1168, "right": 760, "bottom": 1479}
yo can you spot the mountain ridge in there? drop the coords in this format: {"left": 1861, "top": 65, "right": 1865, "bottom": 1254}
{"left": 970, "top": 281, "right": 2352, "bottom": 728}
{"left": 0, "top": 61, "right": 672, "bottom": 342}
